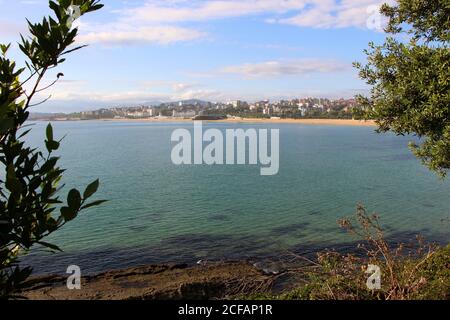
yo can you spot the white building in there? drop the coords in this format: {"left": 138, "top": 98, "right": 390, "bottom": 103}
{"left": 263, "top": 107, "right": 271, "bottom": 115}
{"left": 298, "top": 107, "right": 308, "bottom": 117}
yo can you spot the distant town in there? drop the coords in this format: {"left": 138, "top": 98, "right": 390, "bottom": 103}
{"left": 30, "top": 97, "right": 361, "bottom": 121}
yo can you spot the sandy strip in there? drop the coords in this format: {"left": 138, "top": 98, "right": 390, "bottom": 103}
{"left": 101, "top": 118, "right": 376, "bottom": 127}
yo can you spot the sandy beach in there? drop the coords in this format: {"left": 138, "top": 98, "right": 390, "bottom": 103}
{"left": 100, "top": 118, "right": 377, "bottom": 127}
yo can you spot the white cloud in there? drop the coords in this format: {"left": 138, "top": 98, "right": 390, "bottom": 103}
{"left": 123, "top": 0, "right": 308, "bottom": 23}
{"left": 121, "top": 0, "right": 389, "bottom": 29}
{"left": 138, "top": 81, "right": 201, "bottom": 92}
{"left": 172, "top": 89, "right": 224, "bottom": 101}
{"left": 48, "top": 90, "right": 164, "bottom": 103}
{"left": 29, "top": 76, "right": 368, "bottom": 112}
{"left": 220, "top": 59, "right": 348, "bottom": 78}
{"left": 276, "top": 0, "right": 391, "bottom": 29}
{"left": 172, "top": 83, "right": 199, "bottom": 92}
{"left": 31, "top": 79, "right": 224, "bottom": 111}
{"left": 73, "top": 0, "right": 391, "bottom": 46}
{"left": 77, "top": 25, "right": 206, "bottom": 45}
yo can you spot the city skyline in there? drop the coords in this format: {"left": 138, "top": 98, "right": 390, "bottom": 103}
{"left": 30, "top": 96, "right": 359, "bottom": 120}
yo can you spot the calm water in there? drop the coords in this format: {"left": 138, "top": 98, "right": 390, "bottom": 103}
{"left": 22, "top": 121, "right": 450, "bottom": 274}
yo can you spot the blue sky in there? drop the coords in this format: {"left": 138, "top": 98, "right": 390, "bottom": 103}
{"left": 0, "top": 0, "right": 390, "bottom": 112}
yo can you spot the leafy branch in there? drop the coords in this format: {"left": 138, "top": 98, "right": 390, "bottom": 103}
{"left": 0, "top": 0, "right": 104, "bottom": 299}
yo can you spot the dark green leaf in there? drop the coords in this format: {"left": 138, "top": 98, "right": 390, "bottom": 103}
{"left": 60, "top": 206, "right": 77, "bottom": 221}
{"left": 45, "top": 140, "right": 60, "bottom": 152}
{"left": 37, "top": 241, "right": 62, "bottom": 252}
{"left": 67, "top": 189, "right": 82, "bottom": 210}
{"left": 83, "top": 179, "right": 99, "bottom": 199}
{"left": 46, "top": 123, "right": 53, "bottom": 141}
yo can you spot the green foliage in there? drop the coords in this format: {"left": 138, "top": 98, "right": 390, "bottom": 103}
{"left": 0, "top": 0, "right": 104, "bottom": 299}
{"left": 265, "top": 245, "right": 449, "bottom": 300}
{"left": 244, "top": 208, "right": 449, "bottom": 301}
{"left": 411, "top": 244, "right": 450, "bottom": 300}
{"left": 354, "top": 0, "right": 450, "bottom": 176}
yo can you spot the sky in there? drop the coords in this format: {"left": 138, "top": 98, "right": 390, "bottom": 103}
{"left": 0, "top": 0, "right": 392, "bottom": 113}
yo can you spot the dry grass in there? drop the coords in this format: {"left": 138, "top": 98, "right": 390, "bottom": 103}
{"left": 246, "top": 205, "right": 450, "bottom": 300}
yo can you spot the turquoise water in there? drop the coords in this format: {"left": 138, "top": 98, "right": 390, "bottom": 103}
{"left": 22, "top": 121, "right": 450, "bottom": 274}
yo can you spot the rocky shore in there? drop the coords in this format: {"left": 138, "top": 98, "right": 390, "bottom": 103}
{"left": 21, "top": 262, "right": 290, "bottom": 300}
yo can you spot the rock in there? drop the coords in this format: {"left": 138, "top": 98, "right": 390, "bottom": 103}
{"left": 21, "top": 262, "right": 274, "bottom": 300}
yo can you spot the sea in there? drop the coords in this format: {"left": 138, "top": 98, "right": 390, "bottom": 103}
{"left": 20, "top": 121, "right": 450, "bottom": 274}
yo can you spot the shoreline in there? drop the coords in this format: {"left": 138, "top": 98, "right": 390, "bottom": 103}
{"left": 22, "top": 262, "right": 283, "bottom": 300}
{"left": 41, "top": 118, "right": 377, "bottom": 127}
{"left": 21, "top": 244, "right": 450, "bottom": 300}
{"left": 103, "top": 118, "right": 377, "bottom": 127}
{"left": 20, "top": 237, "right": 450, "bottom": 299}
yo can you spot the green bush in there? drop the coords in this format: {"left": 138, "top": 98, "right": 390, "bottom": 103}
{"left": 354, "top": 0, "right": 450, "bottom": 176}
{"left": 0, "top": 0, "right": 104, "bottom": 299}
{"left": 245, "top": 207, "right": 449, "bottom": 300}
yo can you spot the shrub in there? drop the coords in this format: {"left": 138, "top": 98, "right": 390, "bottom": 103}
{"left": 0, "top": 0, "right": 104, "bottom": 299}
